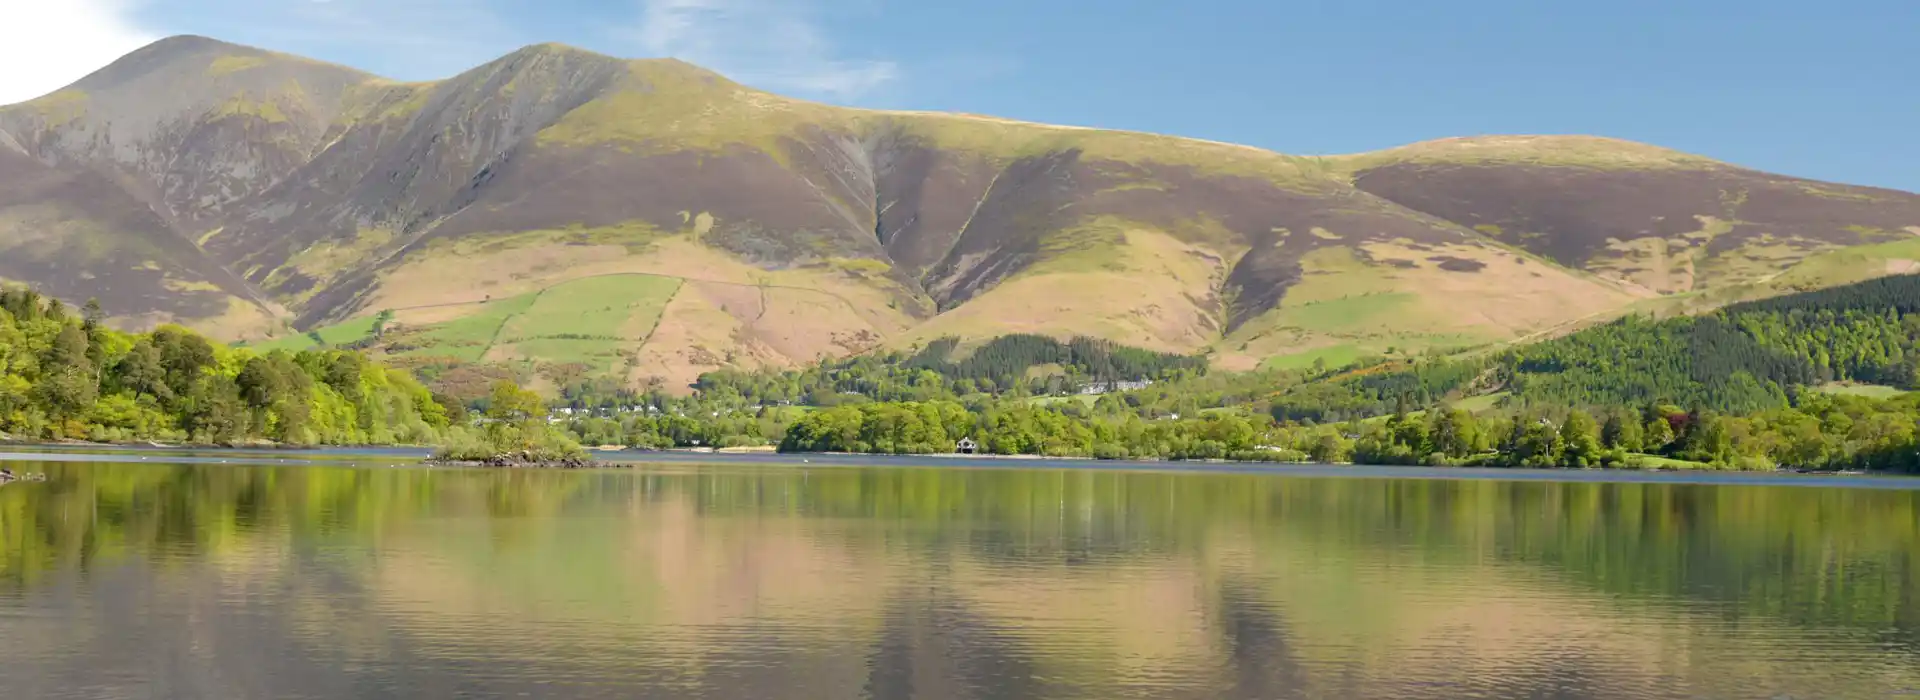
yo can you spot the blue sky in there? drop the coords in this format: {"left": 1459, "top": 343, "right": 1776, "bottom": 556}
{"left": 5, "top": 0, "right": 1916, "bottom": 191}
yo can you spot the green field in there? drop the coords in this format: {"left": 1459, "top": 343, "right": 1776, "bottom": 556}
{"left": 246, "top": 314, "right": 387, "bottom": 353}
{"left": 1260, "top": 344, "right": 1365, "bottom": 371}
{"left": 499, "top": 276, "right": 681, "bottom": 341}
{"left": 1357, "top": 392, "right": 1511, "bottom": 425}
{"left": 486, "top": 275, "right": 683, "bottom": 372}
{"left": 1451, "top": 392, "right": 1511, "bottom": 413}
{"left": 1812, "top": 382, "right": 1912, "bottom": 398}
{"left": 1627, "top": 454, "right": 1716, "bottom": 470}
{"left": 1029, "top": 394, "right": 1099, "bottom": 408}
{"left": 392, "top": 294, "right": 541, "bottom": 361}
{"left": 1273, "top": 292, "right": 1420, "bottom": 333}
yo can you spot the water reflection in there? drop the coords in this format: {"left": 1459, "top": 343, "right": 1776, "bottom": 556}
{"left": 0, "top": 458, "right": 1917, "bottom": 699}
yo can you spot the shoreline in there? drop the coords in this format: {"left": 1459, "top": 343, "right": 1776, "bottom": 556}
{"left": 2, "top": 441, "right": 1910, "bottom": 487}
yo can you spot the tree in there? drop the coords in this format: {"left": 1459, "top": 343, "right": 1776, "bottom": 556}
{"left": 152, "top": 327, "right": 215, "bottom": 399}
{"left": 82, "top": 298, "right": 104, "bottom": 331}
{"left": 112, "top": 340, "right": 172, "bottom": 403}
{"left": 46, "top": 325, "right": 90, "bottom": 371}
{"left": 486, "top": 381, "right": 546, "bottom": 422}
{"left": 187, "top": 378, "right": 252, "bottom": 445}
{"left": 237, "top": 356, "right": 291, "bottom": 409}
{"left": 1644, "top": 415, "right": 1676, "bottom": 452}
{"left": 1309, "top": 432, "right": 1352, "bottom": 463}
{"left": 1601, "top": 410, "right": 1643, "bottom": 451}
{"left": 1678, "top": 413, "right": 1733, "bottom": 465}
{"left": 1559, "top": 410, "right": 1604, "bottom": 467}
{"left": 1509, "top": 416, "right": 1563, "bottom": 467}
{"left": 35, "top": 365, "right": 98, "bottom": 426}
{"left": 324, "top": 352, "right": 368, "bottom": 403}
{"left": 1427, "top": 407, "right": 1482, "bottom": 458}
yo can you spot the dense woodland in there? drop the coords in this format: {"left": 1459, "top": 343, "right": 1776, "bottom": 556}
{"left": 0, "top": 286, "right": 455, "bottom": 445}
{"left": 679, "top": 334, "right": 1204, "bottom": 408}
{"left": 6, "top": 275, "right": 1920, "bottom": 472}
{"left": 559, "top": 276, "right": 1920, "bottom": 472}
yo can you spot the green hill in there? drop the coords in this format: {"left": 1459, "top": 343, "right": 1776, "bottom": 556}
{"left": 3, "top": 37, "right": 1918, "bottom": 392}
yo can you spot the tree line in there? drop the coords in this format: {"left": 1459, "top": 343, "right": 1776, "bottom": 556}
{"left": 679, "top": 334, "right": 1204, "bottom": 409}
{"left": 554, "top": 275, "right": 1920, "bottom": 472}
{"left": 0, "top": 286, "right": 453, "bottom": 445}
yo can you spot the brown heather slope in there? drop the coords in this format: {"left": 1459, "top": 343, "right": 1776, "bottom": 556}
{"left": 1341, "top": 136, "right": 1920, "bottom": 295}
{"left": 2, "top": 38, "right": 1918, "bottom": 386}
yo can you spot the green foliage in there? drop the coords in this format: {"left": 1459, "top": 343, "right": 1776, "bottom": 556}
{"left": 431, "top": 380, "right": 587, "bottom": 463}
{"left": 0, "top": 283, "right": 457, "bottom": 446}
{"left": 1506, "top": 275, "right": 1920, "bottom": 412}
{"left": 541, "top": 275, "right": 1920, "bottom": 473}
{"left": 773, "top": 400, "right": 1288, "bottom": 461}
{"left": 249, "top": 313, "right": 390, "bottom": 353}
{"left": 388, "top": 293, "right": 540, "bottom": 361}
{"left": 689, "top": 334, "right": 1205, "bottom": 407}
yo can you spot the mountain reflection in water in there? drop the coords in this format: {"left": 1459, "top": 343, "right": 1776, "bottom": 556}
{"left": 0, "top": 456, "right": 1916, "bottom": 699}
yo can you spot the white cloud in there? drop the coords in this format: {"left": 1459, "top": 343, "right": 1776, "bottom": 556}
{"left": 632, "top": 0, "right": 899, "bottom": 101}
{"left": 0, "top": 0, "right": 157, "bottom": 105}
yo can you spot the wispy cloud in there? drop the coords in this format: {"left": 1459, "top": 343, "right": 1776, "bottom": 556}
{"left": 0, "top": 0, "right": 157, "bottom": 105}
{"left": 630, "top": 0, "right": 900, "bottom": 101}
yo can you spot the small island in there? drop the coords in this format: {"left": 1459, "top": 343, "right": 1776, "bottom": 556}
{"left": 424, "top": 382, "right": 594, "bottom": 468}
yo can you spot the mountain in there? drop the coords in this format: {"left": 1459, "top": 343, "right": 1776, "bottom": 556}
{"left": 4, "top": 36, "right": 1918, "bottom": 389}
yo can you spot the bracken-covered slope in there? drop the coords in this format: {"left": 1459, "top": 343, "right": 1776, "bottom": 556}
{"left": 3, "top": 36, "right": 1919, "bottom": 387}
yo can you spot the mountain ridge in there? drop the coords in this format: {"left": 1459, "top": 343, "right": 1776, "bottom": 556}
{"left": 3, "top": 36, "right": 1918, "bottom": 390}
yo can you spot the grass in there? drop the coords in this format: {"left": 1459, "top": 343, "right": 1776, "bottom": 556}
{"left": 499, "top": 276, "right": 681, "bottom": 341}
{"left": 1812, "top": 383, "right": 1911, "bottom": 399}
{"left": 246, "top": 315, "right": 386, "bottom": 353}
{"left": 485, "top": 275, "right": 683, "bottom": 373}
{"left": 1452, "top": 392, "right": 1510, "bottom": 413}
{"left": 1259, "top": 344, "right": 1365, "bottom": 371}
{"left": 861, "top": 111, "right": 1340, "bottom": 190}
{"left": 1273, "top": 293, "right": 1420, "bottom": 333}
{"left": 537, "top": 60, "right": 841, "bottom": 161}
{"left": 447, "top": 221, "right": 672, "bottom": 257}
{"left": 530, "top": 53, "right": 1339, "bottom": 189}
{"left": 1629, "top": 237, "right": 1920, "bottom": 319}
{"left": 1627, "top": 454, "right": 1715, "bottom": 470}
{"left": 393, "top": 274, "right": 681, "bottom": 367}
{"left": 1029, "top": 395, "right": 1099, "bottom": 408}
{"left": 1771, "top": 237, "right": 1920, "bottom": 288}
{"left": 896, "top": 227, "right": 1223, "bottom": 355}
{"left": 12, "top": 90, "right": 90, "bottom": 128}
{"left": 207, "top": 55, "right": 267, "bottom": 76}
{"left": 1328, "top": 135, "right": 1720, "bottom": 174}
{"left": 1355, "top": 392, "right": 1510, "bottom": 425}
{"left": 393, "top": 293, "right": 542, "bottom": 361}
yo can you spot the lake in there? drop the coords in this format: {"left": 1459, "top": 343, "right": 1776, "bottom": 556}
{"left": 1, "top": 450, "right": 1917, "bottom": 699}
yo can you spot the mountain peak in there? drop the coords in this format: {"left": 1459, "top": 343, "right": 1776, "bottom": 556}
{"left": 505, "top": 42, "right": 603, "bottom": 60}
{"left": 143, "top": 34, "right": 249, "bottom": 53}
{"left": 1343, "top": 134, "right": 1721, "bottom": 171}
{"left": 56, "top": 34, "right": 372, "bottom": 99}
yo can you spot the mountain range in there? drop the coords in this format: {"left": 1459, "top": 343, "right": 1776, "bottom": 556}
{"left": 3, "top": 35, "right": 1918, "bottom": 389}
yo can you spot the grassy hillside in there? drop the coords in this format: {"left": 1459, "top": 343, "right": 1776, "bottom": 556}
{"left": 4, "top": 36, "right": 1918, "bottom": 393}
{"left": 1266, "top": 273, "right": 1920, "bottom": 422}
{"left": 550, "top": 275, "right": 1920, "bottom": 472}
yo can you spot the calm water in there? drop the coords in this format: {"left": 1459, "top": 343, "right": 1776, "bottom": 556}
{"left": 1, "top": 452, "right": 1917, "bottom": 699}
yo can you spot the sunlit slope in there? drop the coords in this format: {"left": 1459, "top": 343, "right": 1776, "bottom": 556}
{"left": 5, "top": 37, "right": 1918, "bottom": 384}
